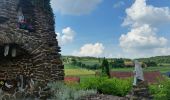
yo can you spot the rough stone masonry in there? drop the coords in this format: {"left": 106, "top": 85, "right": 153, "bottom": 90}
{"left": 0, "top": 0, "right": 64, "bottom": 82}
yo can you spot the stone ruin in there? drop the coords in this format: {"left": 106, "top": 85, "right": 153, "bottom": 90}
{"left": 0, "top": 0, "right": 64, "bottom": 84}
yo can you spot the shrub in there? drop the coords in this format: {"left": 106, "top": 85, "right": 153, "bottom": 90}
{"left": 79, "top": 77, "right": 132, "bottom": 96}
{"left": 144, "top": 60, "right": 157, "bottom": 67}
{"left": 149, "top": 78, "right": 170, "bottom": 100}
{"left": 112, "top": 58, "right": 125, "bottom": 68}
{"left": 101, "top": 58, "right": 110, "bottom": 77}
{"left": 47, "top": 82, "right": 97, "bottom": 100}
{"left": 78, "top": 77, "right": 102, "bottom": 90}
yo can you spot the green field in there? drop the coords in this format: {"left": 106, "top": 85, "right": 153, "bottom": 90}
{"left": 76, "top": 58, "right": 101, "bottom": 66}
{"left": 65, "top": 69, "right": 95, "bottom": 76}
{"left": 65, "top": 66, "right": 170, "bottom": 76}
{"left": 65, "top": 63, "right": 170, "bottom": 74}
{"left": 64, "top": 64, "right": 96, "bottom": 82}
{"left": 64, "top": 64, "right": 79, "bottom": 69}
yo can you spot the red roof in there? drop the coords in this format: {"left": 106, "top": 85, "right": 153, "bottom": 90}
{"left": 64, "top": 76, "right": 80, "bottom": 83}
{"left": 96, "top": 71, "right": 163, "bottom": 84}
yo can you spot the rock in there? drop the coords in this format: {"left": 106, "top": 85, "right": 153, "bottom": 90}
{"left": 127, "top": 81, "right": 153, "bottom": 100}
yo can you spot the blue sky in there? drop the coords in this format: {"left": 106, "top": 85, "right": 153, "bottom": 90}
{"left": 51, "top": 0, "right": 170, "bottom": 58}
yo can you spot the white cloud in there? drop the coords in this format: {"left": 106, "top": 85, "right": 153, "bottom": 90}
{"left": 122, "top": 0, "right": 170, "bottom": 27}
{"left": 56, "top": 27, "right": 75, "bottom": 45}
{"left": 73, "top": 43, "right": 104, "bottom": 57}
{"left": 120, "top": 24, "right": 167, "bottom": 51}
{"left": 51, "top": 0, "right": 102, "bottom": 15}
{"left": 120, "top": 0, "right": 170, "bottom": 57}
{"left": 155, "top": 47, "right": 170, "bottom": 56}
{"left": 113, "top": 1, "right": 125, "bottom": 8}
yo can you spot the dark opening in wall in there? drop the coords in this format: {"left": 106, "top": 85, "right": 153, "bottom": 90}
{"left": 0, "top": 44, "right": 30, "bottom": 61}
{"left": 17, "top": 0, "right": 35, "bottom": 32}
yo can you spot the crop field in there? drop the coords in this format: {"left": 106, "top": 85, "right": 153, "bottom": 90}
{"left": 65, "top": 69, "right": 95, "bottom": 76}
{"left": 64, "top": 64, "right": 79, "bottom": 69}
{"left": 78, "top": 59, "right": 101, "bottom": 66}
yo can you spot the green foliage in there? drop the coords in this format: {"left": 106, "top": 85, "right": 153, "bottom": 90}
{"left": 144, "top": 60, "right": 157, "bottom": 67}
{"left": 79, "top": 77, "right": 132, "bottom": 96}
{"left": 70, "top": 58, "right": 100, "bottom": 70}
{"left": 71, "top": 58, "right": 77, "bottom": 66}
{"left": 112, "top": 58, "right": 125, "bottom": 68}
{"left": 138, "top": 55, "right": 170, "bottom": 64}
{"left": 149, "top": 78, "right": 170, "bottom": 100}
{"left": 101, "top": 58, "right": 110, "bottom": 77}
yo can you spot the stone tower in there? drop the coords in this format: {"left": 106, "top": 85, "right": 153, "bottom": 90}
{"left": 0, "top": 0, "right": 64, "bottom": 82}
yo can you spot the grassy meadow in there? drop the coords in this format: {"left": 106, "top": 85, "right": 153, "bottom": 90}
{"left": 65, "top": 68, "right": 95, "bottom": 76}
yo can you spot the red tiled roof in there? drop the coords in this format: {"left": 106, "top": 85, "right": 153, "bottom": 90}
{"left": 64, "top": 76, "right": 80, "bottom": 83}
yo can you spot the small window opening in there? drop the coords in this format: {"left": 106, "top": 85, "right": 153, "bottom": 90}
{"left": 17, "top": 8, "right": 35, "bottom": 32}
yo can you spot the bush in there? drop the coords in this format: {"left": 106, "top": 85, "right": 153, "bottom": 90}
{"left": 101, "top": 59, "right": 110, "bottom": 77}
{"left": 112, "top": 59, "right": 125, "bottom": 68}
{"left": 78, "top": 77, "right": 102, "bottom": 90}
{"left": 144, "top": 60, "right": 157, "bottom": 67}
{"left": 79, "top": 77, "right": 132, "bottom": 96}
{"left": 149, "top": 78, "right": 170, "bottom": 100}
{"left": 47, "top": 82, "right": 97, "bottom": 100}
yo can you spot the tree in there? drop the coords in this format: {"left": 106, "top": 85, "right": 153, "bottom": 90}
{"left": 112, "top": 58, "right": 125, "bottom": 68}
{"left": 144, "top": 60, "right": 157, "bottom": 67}
{"left": 101, "top": 58, "right": 110, "bottom": 77}
{"left": 71, "top": 58, "right": 77, "bottom": 66}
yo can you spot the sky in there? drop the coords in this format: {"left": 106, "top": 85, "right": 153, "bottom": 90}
{"left": 50, "top": 0, "right": 170, "bottom": 58}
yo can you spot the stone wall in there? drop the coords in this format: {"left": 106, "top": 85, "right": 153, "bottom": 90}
{"left": 0, "top": 0, "right": 64, "bottom": 82}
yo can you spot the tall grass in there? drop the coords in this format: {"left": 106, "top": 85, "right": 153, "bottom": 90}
{"left": 47, "top": 82, "right": 97, "bottom": 100}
